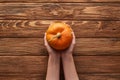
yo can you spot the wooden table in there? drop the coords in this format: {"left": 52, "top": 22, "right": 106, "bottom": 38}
{"left": 0, "top": 0, "right": 120, "bottom": 80}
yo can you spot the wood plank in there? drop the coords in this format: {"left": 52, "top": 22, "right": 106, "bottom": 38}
{"left": 0, "top": 38, "right": 46, "bottom": 56}
{"left": 0, "top": 3, "right": 120, "bottom": 20}
{"left": 0, "top": 38, "right": 120, "bottom": 56}
{"left": 78, "top": 73, "right": 120, "bottom": 80}
{"left": 0, "top": 56, "right": 48, "bottom": 74}
{"left": 75, "top": 38, "right": 120, "bottom": 56}
{"left": 0, "top": 20, "right": 120, "bottom": 38}
{"left": 74, "top": 56, "right": 120, "bottom": 73}
{"left": 0, "top": 74, "right": 45, "bottom": 80}
{"left": 0, "top": 0, "right": 120, "bottom": 3}
{"left": 0, "top": 56, "right": 119, "bottom": 74}
{"left": 0, "top": 73, "right": 120, "bottom": 80}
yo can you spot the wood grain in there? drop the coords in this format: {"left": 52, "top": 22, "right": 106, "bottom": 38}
{"left": 74, "top": 56, "right": 120, "bottom": 73}
{"left": 0, "top": 38, "right": 119, "bottom": 56}
{"left": 0, "top": 0, "right": 119, "bottom": 80}
{"left": 0, "top": 3, "right": 120, "bottom": 20}
{"left": 0, "top": 20, "right": 120, "bottom": 38}
{"left": 0, "top": 56, "right": 48, "bottom": 74}
{"left": 0, "top": 74, "right": 45, "bottom": 80}
{"left": 0, "top": 0, "right": 120, "bottom": 3}
{"left": 0, "top": 56, "right": 119, "bottom": 74}
{"left": 0, "top": 73, "right": 120, "bottom": 80}
{"left": 0, "top": 38, "right": 46, "bottom": 56}
{"left": 78, "top": 73, "right": 120, "bottom": 80}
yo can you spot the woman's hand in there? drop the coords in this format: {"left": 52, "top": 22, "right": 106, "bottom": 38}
{"left": 44, "top": 33, "right": 61, "bottom": 57}
{"left": 44, "top": 32, "right": 75, "bottom": 57}
{"left": 61, "top": 32, "right": 79, "bottom": 80}
{"left": 44, "top": 33, "right": 60, "bottom": 80}
{"left": 61, "top": 32, "right": 76, "bottom": 56}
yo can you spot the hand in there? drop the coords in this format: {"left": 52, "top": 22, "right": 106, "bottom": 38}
{"left": 44, "top": 33, "right": 61, "bottom": 57}
{"left": 61, "top": 32, "right": 76, "bottom": 56}
{"left": 61, "top": 32, "right": 79, "bottom": 80}
{"left": 45, "top": 33, "right": 60, "bottom": 80}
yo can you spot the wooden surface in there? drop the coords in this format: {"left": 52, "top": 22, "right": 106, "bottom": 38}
{"left": 0, "top": 0, "right": 120, "bottom": 3}
{"left": 0, "top": 0, "right": 120, "bottom": 80}
{"left": 0, "top": 3, "right": 120, "bottom": 20}
{"left": 0, "top": 20, "right": 120, "bottom": 38}
{"left": 0, "top": 38, "right": 120, "bottom": 56}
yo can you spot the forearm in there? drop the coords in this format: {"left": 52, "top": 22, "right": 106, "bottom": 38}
{"left": 62, "top": 54, "right": 79, "bottom": 80}
{"left": 46, "top": 54, "right": 60, "bottom": 80}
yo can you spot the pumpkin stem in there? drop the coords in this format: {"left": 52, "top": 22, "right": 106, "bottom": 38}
{"left": 49, "top": 32, "right": 61, "bottom": 42}
{"left": 56, "top": 32, "right": 61, "bottom": 38}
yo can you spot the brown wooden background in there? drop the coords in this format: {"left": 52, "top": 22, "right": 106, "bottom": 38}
{"left": 0, "top": 0, "right": 120, "bottom": 80}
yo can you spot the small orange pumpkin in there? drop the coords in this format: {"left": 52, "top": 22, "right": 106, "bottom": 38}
{"left": 46, "top": 22, "right": 73, "bottom": 50}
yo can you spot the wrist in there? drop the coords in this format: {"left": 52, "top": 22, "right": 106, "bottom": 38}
{"left": 61, "top": 54, "right": 74, "bottom": 66}
{"left": 50, "top": 53, "right": 60, "bottom": 59}
{"left": 61, "top": 53, "right": 73, "bottom": 59}
{"left": 49, "top": 54, "right": 60, "bottom": 66}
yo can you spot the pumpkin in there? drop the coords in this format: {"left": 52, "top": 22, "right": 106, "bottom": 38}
{"left": 46, "top": 22, "right": 73, "bottom": 50}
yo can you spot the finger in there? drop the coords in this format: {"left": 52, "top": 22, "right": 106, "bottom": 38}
{"left": 70, "top": 44, "right": 74, "bottom": 50}
{"left": 44, "top": 33, "right": 48, "bottom": 46}
{"left": 72, "top": 32, "right": 75, "bottom": 39}
{"left": 44, "top": 33, "right": 46, "bottom": 40}
{"left": 44, "top": 33, "right": 52, "bottom": 51}
{"left": 72, "top": 32, "right": 76, "bottom": 44}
